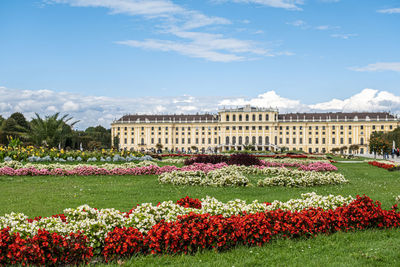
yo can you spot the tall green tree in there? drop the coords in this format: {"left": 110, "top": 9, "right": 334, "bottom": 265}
{"left": 27, "top": 113, "right": 79, "bottom": 148}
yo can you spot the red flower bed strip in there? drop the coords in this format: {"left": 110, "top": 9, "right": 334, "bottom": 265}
{"left": 0, "top": 229, "right": 93, "bottom": 266}
{"left": 368, "top": 161, "right": 395, "bottom": 170}
{"left": 102, "top": 196, "right": 400, "bottom": 262}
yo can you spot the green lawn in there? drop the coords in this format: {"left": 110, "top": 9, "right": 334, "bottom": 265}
{"left": 1, "top": 162, "right": 400, "bottom": 266}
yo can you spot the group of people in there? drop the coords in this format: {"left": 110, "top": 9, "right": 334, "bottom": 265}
{"left": 392, "top": 147, "right": 400, "bottom": 158}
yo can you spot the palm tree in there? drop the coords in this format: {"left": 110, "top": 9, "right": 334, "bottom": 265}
{"left": 27, "top": 113, "right": 79, "bottom": 148}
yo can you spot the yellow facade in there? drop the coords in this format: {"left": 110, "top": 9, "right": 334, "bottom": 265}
{"left": 111, "top": 105, "right": 400, "bottom": 154}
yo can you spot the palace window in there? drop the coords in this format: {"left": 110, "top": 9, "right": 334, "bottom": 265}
{"left": 226, "top": 136, "right": 230, "bottom": 145}
{"left": 332, "top": 138, "right": 336, "bottom": 144}
{"left": 239, "top": 136, "right": 243, "bottom": 145}
{"left": 239, "top": 115, "right": 242, "bottom": 121}
{"left": 266, "top": 114, "right": 269, "bottom": 121}
{"left": 226, "top": 115, "right": 229, "bottom": 121}
{"left": 293, "top": 138, "right": 296, "bottom": 144}
{"left": 252, "top": 114, "right": 256, "bottom": 121}
{"left": 252, "top": 136, "right": 256, "bottom": 144}
{"left": 259, "top": 114, "right": 262, "bottom": 121}
{"left": 259, "top": 136, "right": 262, "bottom": 144}
{"left": 233, "top": 115, "right": 236, "bottom": 121}
{"left": 232, "top": 136, "right": 236, "bottom": 145}
{"left": 246, "top": 114, "right": 249, "bottom": 121}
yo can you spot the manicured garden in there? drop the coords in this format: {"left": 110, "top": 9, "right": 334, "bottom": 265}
{"left": 1, "top": 153, "right": 400, "bottom": 266}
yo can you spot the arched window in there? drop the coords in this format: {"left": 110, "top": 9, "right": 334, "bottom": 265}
{"left": 239, "top": 115, "right": 242, "bottom": 121}
{"left": 233, "top": 114, "right": 236, "bottom": 121}
{"left": 245, "top": 136, "right": 249, "bottom": 144}
{"left": 274, "top": 136, "right": 277, "bottom": 144}
{"left": 360, "top": 137, "right": 364, "bottom": 145}
{"left": 259, "top": 114, "right": 262, "bottom": 121}
{"left": 239, "top": 136, "right": 243, "bottom": 145}
{"left": 226, "top": 115, "right": 229, "bottom": 121}
{"left": 266, "top": 114, "right": 269, "bottom": 121}
{"left": 258, "top": 136, "right": 262, "bottom": 145}
{"left": 232, "top": 136, "right": 236, "bottom": 145}
{"left": 252, "top": 136, "right": 256, "bottom": 144}
{"left": 265, "top": 136, "right": 269, "bottom": 144}
{"left": 252, "top": 114, "right": 256, "bottom": 121}
{"left": 226, "top": 136, "right": 230, "bottom": 145}
{"left": 245, "top": 114, "right": 249, "bottom": 121}
{"left": 141, "top": 138, "right": 144, "bottom": 145}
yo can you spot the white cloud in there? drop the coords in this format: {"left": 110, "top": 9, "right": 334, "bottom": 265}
{"left": 377, "top": 8, "right": 400, "bottom": 14}
{"left": 219, "top": 90, "right": 308, "bottom": 112}
{"left": 117, "top": 30, "right": 286, "bottom": 62}
{"left": 49, "top": 0, "right": 283, "bottom": 62}
{"left": 220, "top": 88, "right": 400, "bottom": 114}
{"left": 2, "top": 86, "right": 398, "bottom": 129}
{"left": 350, "top": 62, "right": 400, "bottom": 72}
{"left": 214, "top": 0, "right": 304, "bottom": 10}
{"left": 330, "top": 33, "right": 357, "bottom": 39}
{"left": 315, "top": 25, "right": 340, "bottom": 30}
{"left": 287, "top": 20, "right": 307, "bottom": 27}
{"left": 309, "top": 89, "right": 400, "bottom": 112}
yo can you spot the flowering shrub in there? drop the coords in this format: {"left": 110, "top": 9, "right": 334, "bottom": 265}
{"left": 176, "top": 196, "right": 202, "bottom": 209}
{"left": 0, "top": 228, "right": 93, "bottom": 266}
{"left": 159, "top": 168, "right": 249, "bottom": 187}
{"left": 257, "top": 170, "right": 347, "bottom": 187}
{"left": 297, "top": 162, "right": 338, "bottom": 171}
{"left": 159, "top": 165, "right": 346, "bottom": 187}
{"left": 227, "top": 153, "right": 262, "bottom": 166}
{"left": 184, "top": 155, "right": 229, "bottom": 165}
{"left": 368, "top": 161, "right": 395, "bottom": 170}
{"left": 0, "top": 146, "right": 143, "bottom": 162}
{"left": 184, "top": 153, "right": 262, "bottom": 166}
{"left": 0, "top": 162, "right": 227, "bottom": 177}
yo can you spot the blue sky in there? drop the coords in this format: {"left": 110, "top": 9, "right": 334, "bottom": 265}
{"left": 0, "top": 0, "right": 399, "bottom": 128}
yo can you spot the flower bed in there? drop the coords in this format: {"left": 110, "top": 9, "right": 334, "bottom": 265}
{"left": 368, "top": 161, "right": 396, "bottom": 170}
{"left": 159, "top": 165, "right": 347, "bottom": 187}
{"left": 0, "top": 146, "right": 143, "bottom": 162}
{"left": 1, "top": 194, "right": 399, "bottom": 265}
{"left": 0, "top": 162, "right": 227, "bottom": 177}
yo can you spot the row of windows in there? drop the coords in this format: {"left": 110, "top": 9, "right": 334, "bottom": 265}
{"left": 224, "top": 136, "right": 365, "bottom": 145}
{"left": 225, "top": 114, "right": 275, "bottom": 122}
{"left": 117, "top": 124, "right": 394, "bottom": 132}
{"left": 122, "top": 137, "right": 219, "bottom": 145}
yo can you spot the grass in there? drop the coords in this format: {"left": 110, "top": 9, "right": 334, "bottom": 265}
{"left": 1, "top": 162, "right": 399, "bottom": 216}
{"left": 1, "top": 162, "right": 400, "bottom": 266}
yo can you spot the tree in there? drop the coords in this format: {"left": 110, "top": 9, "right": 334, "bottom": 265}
{"left": 9, "top": 112, "right": 30, "bottom": 131}
{"left": 331, "top": 147, "right": 340, "bottom": 154}
{"left": 340, "top": 146, "right": 348, "bottom": 154}
{"left": 369, "top": 136, "right": 391, "bottom": 158}
{"left": 349, "top": 144, "right": 359, "bottom": 154}
{"left": 27, "top": 113, "right": 78, "bottom": 148}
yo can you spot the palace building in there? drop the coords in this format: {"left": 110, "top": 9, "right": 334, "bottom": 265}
{"left": 111, "top": 105, "right": 400, "bottom": 154}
